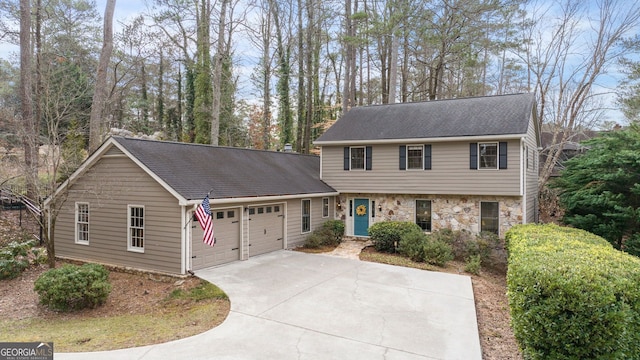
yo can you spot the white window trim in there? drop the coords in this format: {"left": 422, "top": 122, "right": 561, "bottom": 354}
{"left": 415, "top": 199, "right": 432, "bottom": 232}
{"left": 480, "top": 201, "right": 500, "bottom": 235}
{"left": 478, "top": 142, "right": 499, "bottom": 170}
{"left": 406, "top": 144, "right": 425, "bottom": 170}
{"left": 350, "top": 146, "right": 366, "bottom": 170}
{"left": 322, "top": 197, "right": 329, "bottom": 218}
{"left": 301, "top": 199, "right": 312, "bottom": 234}
{"left": 75, "top": 202, "right": 90, "bottom": 245}
{"left": 127, "top": 204, "right": 145, "bottom": 253}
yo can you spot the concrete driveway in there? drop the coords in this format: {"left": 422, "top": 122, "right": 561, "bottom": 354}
{"left": 57, "top": 251, "right": 481, "bottom": 360}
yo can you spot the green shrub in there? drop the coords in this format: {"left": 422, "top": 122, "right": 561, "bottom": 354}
{"left": 368, "top": 221, "right": 422, "bottom": 253}
{"left": 322, "top": 220, "right": 345, "bottom": 245}
{"left": 506, "top": 224, "right": 640, "bottom": 359}
{"left": 422, "top": 238, "right": 454, "bottom": 266}
{"left": 304, "top": 220, "right": 346, "bottom": 248}
{"left": 398, "top": 228, "right": 428, "bottom": 262}
{"left": 464, "top": 254, "right": 481, "bottom": 275}
{"left": 34, "top": 263, "right": 112, "bottom": 311}
{"left": 0, "top": 240, "right": 36, "bottom": 280}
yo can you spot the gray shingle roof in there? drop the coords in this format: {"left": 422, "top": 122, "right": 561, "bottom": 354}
{"left": 315, "top": 93, "right": 535, "bottom": 143}
{"left": 111, "top": 137, "right": 336, "bottom": 201}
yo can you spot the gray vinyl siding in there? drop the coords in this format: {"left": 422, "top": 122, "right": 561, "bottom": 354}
{"left": 285, "top": 196, "right": 334, "bottom": 248}
{"left": 55, "top": 151, "right": 182, "bottom": 274}
{"left": 525, "top": 115, "right": 539, "bottom": 223}
{"left": 321, "top": 140, "right": 521, "bottom": 196}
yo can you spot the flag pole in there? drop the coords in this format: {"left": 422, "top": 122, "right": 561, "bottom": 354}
{"left": 183, "top": 189, "right": 214, "bottom": 230}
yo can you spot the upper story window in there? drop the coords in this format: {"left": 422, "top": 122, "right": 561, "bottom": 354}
{"left": 75, "top": 202, "right": 89, "bottom": 244}
{"left": 343, "top": 146, "right": 372, "bottom": 171}
{"left": 479, "top": 143, "right": 498, "bottom": 169}
{"left": 399, "top": 145, "right": 432, "bottom": 170}
{"left": 470, "top": 142, "right": 507, "bottom": 170}
{"left": 128, "top": 205, "right": 145, "bottom": 253}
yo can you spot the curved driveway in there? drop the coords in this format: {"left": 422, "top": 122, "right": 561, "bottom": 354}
{"left": 58, "top": 251, "right": 481, "bottom": 359}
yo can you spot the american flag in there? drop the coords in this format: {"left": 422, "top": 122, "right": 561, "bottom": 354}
{"left": 195, "top": 195, "right": 215, "bottom": 246}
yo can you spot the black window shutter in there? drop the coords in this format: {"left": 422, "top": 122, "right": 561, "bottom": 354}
{"left": 343, "top": 147, "right": 349, "bottom": 170}
{"left": 499, "top": 142, "right": 508, "bottom": 169}
{"left": 424, "top": 145, "right": 432, "bottom": 170}
{"left": 366, "top": 146, "right": 372, "bottom": 170}
{"left": 470, "top": 143, "right": 478, "bottom": 169}
{"left": 399, "top": 145, "right": 406, "bottom": 170}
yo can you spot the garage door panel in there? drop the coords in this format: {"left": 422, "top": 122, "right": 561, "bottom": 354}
{"left": 249, "top": 205, "right": 284, "bottom": 257}
{"left": 192, "top": 207, "right": 241, "bottom": 270}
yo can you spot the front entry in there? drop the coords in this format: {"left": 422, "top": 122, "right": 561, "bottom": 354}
{"left": 354, "top": 198, "right": 369, "bottom": 237}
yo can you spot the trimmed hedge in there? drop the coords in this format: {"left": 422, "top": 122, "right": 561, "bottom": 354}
{"left": 506, "top": 224, "right": 640, "bottom": 359}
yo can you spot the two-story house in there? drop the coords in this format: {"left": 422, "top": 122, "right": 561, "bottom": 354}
{"left": 314, "top": 93, "right": 540, "bottom": 237}
{"left": 46, "top": 93, "right": 539, "bottom": 275}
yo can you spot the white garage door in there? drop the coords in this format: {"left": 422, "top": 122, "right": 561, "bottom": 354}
{"left": 248, "top": 204, "right": 284, "bottom": 256}
{"left": 192, "top": 207, "right": 241, "bottom": 270}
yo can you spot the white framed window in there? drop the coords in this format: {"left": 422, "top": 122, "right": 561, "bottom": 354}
{"left": 75, "top": 202, "right": 89, "bottom": 244}
{"left": 407, "top": 145, "right": 424, "bottom": 170}
{"left": 480, "top": 202, "right": 499, "bottom": 235}
{"left": 128, "top": 205, "right": 145, "bottom": 252}
{"left": 301, "top": 199, "right": 311, "bottom": 233}
{"left": 322, "top": 197, "right": 329, "bottom": 218}
{"left": 415, "top": 200, "right": 432, "bottom": 232}
{"left": 479, "top": 142, "right": 498, "bottom": 169}
{"left": 350, "top": 147, "right": 365, "bottom": 170}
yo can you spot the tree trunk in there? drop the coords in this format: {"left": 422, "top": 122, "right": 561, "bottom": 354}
{"left": 295, "top": 0, "right": 305, "bottom": 152}
{"left": 89, "top": 0, "right": 116, "bottom": 152}
{"left": 20, "top": 0, "right": 37, "bottom": 200}
{"left": 211, "top": 0, "right": 229, "bottom": 146}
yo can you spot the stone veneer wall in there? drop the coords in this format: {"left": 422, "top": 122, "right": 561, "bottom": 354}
{"left": 336, "top": 193, "right": 524, "bottom": 237}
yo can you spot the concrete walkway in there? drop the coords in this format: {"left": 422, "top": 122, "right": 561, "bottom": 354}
{"left": 57, "top": 250, "right": 481, "bottom": 360}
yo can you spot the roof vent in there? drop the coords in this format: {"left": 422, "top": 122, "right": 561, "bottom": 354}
{"left": 283, "top": 143, "right": 293, "bottom": 152}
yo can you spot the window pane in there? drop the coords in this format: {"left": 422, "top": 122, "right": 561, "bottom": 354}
{"left": 216, "top": 211, "right": 224, "bottom": 219}
{"left": 350, "top": 147, "right": 365, "bottom": 169}
{"left": 227, "top": 210, "right": 235, "bottom": 218}
{"left": 266, "top": 207, "right": 272, "bottom": 213}
{"left": 479, "top": 143, "right": 498, "bottom": 169}
{"left": 322, "top": 198, "right": 329, "bottom": 217}
{"left": 407, "top": 146, "right": 423, "bottom": 169}
{"left": 415, "top": 200, "right": 431, "bottom": 231}
{"left": 249, "top": 208, "right": 255, "bottom": 215}
{"left": 302, "top": 200, "right": 311, "bottom": 232}
{"left": 258, "top": 207, "right": 264, "bottom": 214}
{"left": 129, "top": 206, "right": 144, "bottom": 250}
{"left": 274, "top": 206, "right": 280, "bottom": 213}
{"left": 481, "top": 202, "right": 499, "bottom": 235}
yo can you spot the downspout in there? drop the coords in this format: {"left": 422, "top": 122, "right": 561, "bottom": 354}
{"left": 181, "top": 205, "right": 187, "bottom": 275}
{"left": 520, "top": 137, "right": 527, "bottom": 224}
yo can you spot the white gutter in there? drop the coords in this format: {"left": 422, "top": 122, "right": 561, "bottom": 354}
{"left": 186, "top": 192, "right": 340, "bottom": 206}
{"left": 314, "top": 133, "right": 527, "bottom": 146}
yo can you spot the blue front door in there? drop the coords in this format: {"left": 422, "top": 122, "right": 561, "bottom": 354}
{"left": 354, "top": 198, "right": 369, "bottom": 237}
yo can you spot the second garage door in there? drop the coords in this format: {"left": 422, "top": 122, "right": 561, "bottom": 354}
{"left": 192, "top": 207, "right": 241, "bottom": 270}
{"left": 248, "top": 204, "right": 284, "bottom": 256}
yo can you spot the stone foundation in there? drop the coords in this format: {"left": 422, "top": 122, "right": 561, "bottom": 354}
{"left": 336, "top": 193, "right": 524, "bottom": 237}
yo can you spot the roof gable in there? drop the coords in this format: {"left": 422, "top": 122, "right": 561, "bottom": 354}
{"left": 111, "top": 137, "right": 336, "bottom": 202}
{"left": 315, "top": 93, "right": 536, "bottom": 144}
